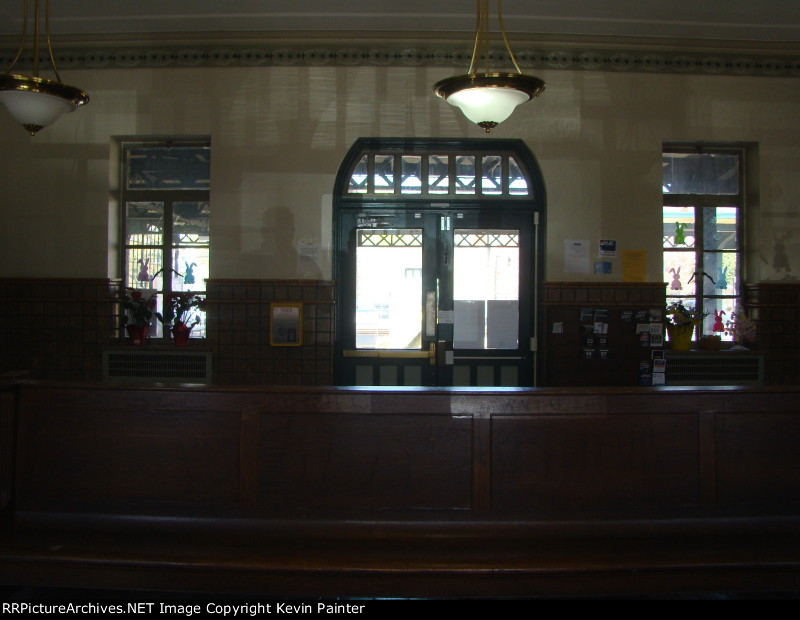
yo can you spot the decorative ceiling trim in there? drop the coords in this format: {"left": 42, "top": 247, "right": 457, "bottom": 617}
{"left": 2, "top": 40, "right": 799, "bottom": 77}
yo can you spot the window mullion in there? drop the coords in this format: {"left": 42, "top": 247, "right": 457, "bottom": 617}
{"left": 696, "top": 205, "right": 705, "bottom": 316}
{"left": 164, "top": 199, "right": 174, "bottom": 297}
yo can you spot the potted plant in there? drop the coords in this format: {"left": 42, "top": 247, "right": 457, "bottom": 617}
{"left": 161, "top": 292, "right": 204, "bottom": 345}
{"left": 725, "top": 306, "right": 757, "bottom": 349}
{"left": 665, "top": 301, "right": 706, "bottom": 351}
{"left": 120, "top": 288, "right": 159, "bottom": 345}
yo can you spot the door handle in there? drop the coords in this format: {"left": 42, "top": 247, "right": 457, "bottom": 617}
{"left": 425, "top": 290, "right": 436, "bottom": 337}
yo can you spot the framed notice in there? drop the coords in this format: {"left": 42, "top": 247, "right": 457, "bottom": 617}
{"left": 270, "top": 303, "right": 303, "bottom": 346}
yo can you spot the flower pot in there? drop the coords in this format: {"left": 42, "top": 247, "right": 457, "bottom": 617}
{"left": 125, "top": 324, "right": 148, "bottom": 346}
{"left": 667, "top": 324, "right": 694, "bottom": 351}
{"left": 171, "top": 321, "right": 192, "bottom": 346}
{"left": 698, "top": 335, "right": 721, "bottom": 350}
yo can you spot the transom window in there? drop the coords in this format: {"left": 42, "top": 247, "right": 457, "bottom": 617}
{"left": 346, "top": 151, "right": 531, "bottom": 198}
{"left": 662, "top": 146, "right": 745, "bottom": 341}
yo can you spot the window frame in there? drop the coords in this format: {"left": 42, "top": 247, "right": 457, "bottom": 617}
{"left": 662, "top": 144, "right": 746, "bottom": 343}
{"left": 119, "top": 138, "right": 211, "bottom": 340}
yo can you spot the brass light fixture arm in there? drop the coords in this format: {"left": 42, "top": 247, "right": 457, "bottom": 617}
{"left": 467, "top": 0, "right": 483, "bottom": 75}
{"left": 5, "top": 0, "right": 63, "bottom": 81}
{"left": 497, "top": 0, "right": 524, "bottom": 75}
{"left": 6, "top": 0, "right": 28, "bottom": 73}
{"left": 467, "top": 0, "right": 523, "bottom": 77}
{"left": 44, "top": 0, "right": 63, "bottom": 81}
{"left": 32, "top": 0, "right": 40, "bottom": 76}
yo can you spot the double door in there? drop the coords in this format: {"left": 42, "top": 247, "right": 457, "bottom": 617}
{"left": 336, "top": 207, "right": 535, "bottom": 386}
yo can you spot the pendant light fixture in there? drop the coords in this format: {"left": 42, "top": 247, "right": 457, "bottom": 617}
{"left": 433, "top": 0, "right": 545, "bottom": 132}
{"left": 0, "top": 0, "right": 89, "bottom": 135}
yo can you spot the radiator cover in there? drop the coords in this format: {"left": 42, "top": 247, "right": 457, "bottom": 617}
{"left": 103, "top": 349, "right": 212, "bottom": 383}
{"left": 665, "top": 352, "right": 763, "bottom": 386}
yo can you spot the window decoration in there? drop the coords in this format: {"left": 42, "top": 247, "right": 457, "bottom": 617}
{"left": 358, "top": 231, "right": 422, "bottom": 247}
{"left": 455, "top": 231, "right": 519, "bottom": 248}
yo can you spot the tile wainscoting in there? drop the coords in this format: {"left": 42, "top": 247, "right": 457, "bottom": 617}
{"left": 1, "top": 278, "right": 793, "bottom": 386}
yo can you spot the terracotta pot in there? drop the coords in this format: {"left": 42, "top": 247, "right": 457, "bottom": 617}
{"left": 125, "top": 324, "right": 148, "bottom": 346}
{"left": 667, "top": 324, "right": 694, "bottom": 351}
{"left": 171, "top": 321, "right": 192, "bottom": 346}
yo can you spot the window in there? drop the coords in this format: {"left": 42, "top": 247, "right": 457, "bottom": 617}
{"left": 345, "top": 150, "right": 532, "bottom": 198}
{"left": 662, "top": 146, "right": 744, "bottom": 341}
{"left": 121, "top": 140, "right": 210, "bottom": 338}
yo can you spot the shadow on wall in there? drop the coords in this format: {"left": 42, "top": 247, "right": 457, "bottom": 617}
{"left": 243, "top": 206, "right": 322, "bottom": 279}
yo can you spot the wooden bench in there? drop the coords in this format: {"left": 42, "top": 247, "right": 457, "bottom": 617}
{"left": 2, "top": 382, "right": 800, "bottom": 597}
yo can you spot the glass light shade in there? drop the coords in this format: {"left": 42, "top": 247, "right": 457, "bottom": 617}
{"left": 446, "top": 87, "right": 530, "bottom": 125}
{"left": 434, "top": 73, "right": 545, "bottom": 132}
{"left": 0, "top": 75, "right": 89, "bottom": 135}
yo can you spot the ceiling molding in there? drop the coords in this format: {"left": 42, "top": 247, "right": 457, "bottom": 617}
{"left": 2, "top": 31, "right": 799, "bottom": 78}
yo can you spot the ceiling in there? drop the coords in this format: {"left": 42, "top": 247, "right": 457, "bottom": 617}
{"left": 1, "top": 0, "right": 799, "bottom": 48}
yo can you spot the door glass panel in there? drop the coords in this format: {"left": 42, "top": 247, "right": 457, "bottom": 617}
{"left": 453, "top": 230, "right": 519, "bottom": 349}
{"left": 356, "top": 229, "right": 423, "bottom": 349}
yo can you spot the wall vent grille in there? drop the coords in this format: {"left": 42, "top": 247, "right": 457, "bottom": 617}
{"left": 103, "top": 350, "right": 212, "bottom": 383}
{"left": 666, "top": 353, "right": 762, "bottom": 386}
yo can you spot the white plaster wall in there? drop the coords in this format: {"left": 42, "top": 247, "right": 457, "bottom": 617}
{"left": 1, "top": 64, "right": 798, "bottom": 282}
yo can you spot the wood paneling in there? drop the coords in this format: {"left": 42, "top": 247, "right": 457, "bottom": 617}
{"left": 6, "top": 383, "right": 800, "bottom": 597}
{"left": 258, "top": 413, "right": 473, "bottom": 510}
{"left": 0, "top": 385, "right": 14, "bottom": 513}
{"left": 16, "top": 389, "right": 241, "bottom": 512}
{"left": 491, "top": 414, "right": 698, "bottom": 513}
{"left": 9, "top": 383, "right": 800, "bottom": 522}
{"left": 715, "top": 412, "right": 800, "bottom": 507}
